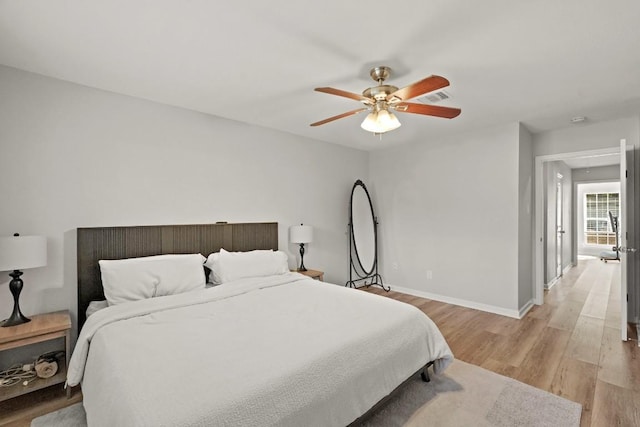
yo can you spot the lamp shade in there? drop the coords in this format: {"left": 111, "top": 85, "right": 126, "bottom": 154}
{"left": 360, "top": 112, "right": 379, "bottom": 133}
{"left": 0, "top": 235, "right": 47, "bottom": 271}
{"left": 360, "top": 109, "right": 401, "bottom": 133}
{"left": 289, "top": 225, "right": 313, "bottom": 244}
{"left": 377, "top": 109, "right": 401, "bottom": 131}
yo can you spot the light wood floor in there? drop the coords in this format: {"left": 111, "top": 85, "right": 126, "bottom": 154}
{"left": 366, "top": 257, "right": 640, "bottom": 427}
{"left": 1, "top": 258, "right": 638, "bottom": 426}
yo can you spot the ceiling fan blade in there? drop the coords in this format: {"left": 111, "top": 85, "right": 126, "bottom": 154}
{"left": 394, "top": 102, "right": 461, "bottom": 119}
{"left": 310, "top": 108, "right": 369, "bottom": 126}
{"left": 315, "top": 87, "right": 373, "bottom": 104}
{"left": 387, "top": 75, "right": 450, "bottom": 102}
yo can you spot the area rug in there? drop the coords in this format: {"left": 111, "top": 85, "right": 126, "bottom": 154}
{"left": 32, "top": 360, "right": 581, "bottom": 427}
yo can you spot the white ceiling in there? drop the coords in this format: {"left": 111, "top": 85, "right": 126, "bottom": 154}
{"left": 1, "top": 1, "right": 640, "bottom": 151}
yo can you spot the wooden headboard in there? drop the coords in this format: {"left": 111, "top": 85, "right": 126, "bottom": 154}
{"left": 77, "top": 222, "right": 278, "bottom": 331}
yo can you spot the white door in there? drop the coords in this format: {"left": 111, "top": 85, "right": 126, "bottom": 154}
{"left": 620, "top": 140, "right": 627, "bottom": 340}
{"left": 619, "top": 139, "right": 637, "bottom": 341}
{"left": 556, "top": 177, "right": 564, "bottom": 278}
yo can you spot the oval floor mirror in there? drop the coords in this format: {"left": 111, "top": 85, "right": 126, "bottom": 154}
{"left": 346, "top": 179, "right": 388, "bottom": 291}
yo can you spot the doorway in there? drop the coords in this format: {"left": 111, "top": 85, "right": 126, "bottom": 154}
{"left": 534, "top": 144, "right": 636, "bottom": 341}
{"left": 535, "top": 147, "right": 620, "bottom": 301}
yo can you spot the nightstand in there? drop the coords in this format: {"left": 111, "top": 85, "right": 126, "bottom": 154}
{"left": 0, "top": 310, "right": 71, "bottom": 402}
{"left": 294, "top": 269, "right": 324, "bottom": 281}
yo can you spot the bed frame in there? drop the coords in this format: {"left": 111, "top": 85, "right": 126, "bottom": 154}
{"left": 76, "top": 222, "right": 278, "bottom": 331}
{"left": 76, "top": 221, "right": 435, "bottom": 423}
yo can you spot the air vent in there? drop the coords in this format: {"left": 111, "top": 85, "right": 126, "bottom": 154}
{"left": 417, "top": 90, "right": 451, "bottom": 104}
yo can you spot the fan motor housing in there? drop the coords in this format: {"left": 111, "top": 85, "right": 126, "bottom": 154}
{"left": 363, "top": 85, "right": 399, "bottom": 101}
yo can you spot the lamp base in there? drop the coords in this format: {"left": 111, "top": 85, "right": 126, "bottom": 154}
{"left": 1, "top": 313, "right": 31, "bottom": 327}
{"left": 1, "top": 270, "right": 31, "bottom": 328}
{"left": 298, "top": 243, "right": 307, "bottom": 272}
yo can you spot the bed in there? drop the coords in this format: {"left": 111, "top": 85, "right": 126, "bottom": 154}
{"left": 68, "top": 222, "right": 453, "bottom": 426}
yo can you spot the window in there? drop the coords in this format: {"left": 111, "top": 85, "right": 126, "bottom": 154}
{"left": 585, "top": 192, "right": 619, "bottom": 245}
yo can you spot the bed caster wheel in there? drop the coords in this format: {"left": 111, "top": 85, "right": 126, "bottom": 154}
{"left": 421, "top": 371, "right": 430, "bottom": 382}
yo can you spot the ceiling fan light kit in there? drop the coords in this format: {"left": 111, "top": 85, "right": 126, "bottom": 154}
{"left": 311, "top": 66, "right": 461, "bottom": 135}
{"left": 361, "top": 109, "right": 401, "bottom": 133}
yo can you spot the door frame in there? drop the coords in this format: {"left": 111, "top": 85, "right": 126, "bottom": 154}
{"left": 534, "top": 147, "right": 620, "bottom": 305}
{"left": 556, "top": 174, "right": 564, "bottom": 280}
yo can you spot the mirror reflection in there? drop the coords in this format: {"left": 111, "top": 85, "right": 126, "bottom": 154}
{"left": 346, "top": 180, "right": 388, "bottom": 291}
{"left": 351, "top": 185, "right": 376, "bottom": 274}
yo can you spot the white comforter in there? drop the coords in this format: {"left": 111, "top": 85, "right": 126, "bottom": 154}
{"left": 68, "top": 273, "right": 453, "bottom": 427}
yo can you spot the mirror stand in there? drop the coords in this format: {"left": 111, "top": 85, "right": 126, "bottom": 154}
{"left": 345, "top": 179, "right": 389, "bottom": 291}
{"left": 345, "top": 219, "right": 389, "bottom": 291}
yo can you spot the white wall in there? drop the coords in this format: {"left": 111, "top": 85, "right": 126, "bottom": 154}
{"left": 0, "top": 66, "right": 368, "bottom": 333}
{"left": 518, "top": 124, "right": 533, "bottom": 307}
{"left": 576, "top": 181, "right": 621, "bottom": 257}
{"left": 533, "top": 118, "right": 639, "bottom": 156}
{"left": 572, "top": 165, "right": 620, "bottom": 183}
{"left": 369, "top": 123, "right": 523, "bottom": 316}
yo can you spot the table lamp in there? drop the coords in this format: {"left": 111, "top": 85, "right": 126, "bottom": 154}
{"left": 0, "top": 233, "right": 47, "bottom": 327}
{"left": 289, "top": 224, "right": 313, "bottom": 272}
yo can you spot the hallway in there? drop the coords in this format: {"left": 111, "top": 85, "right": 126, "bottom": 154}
{"left": 537, "top": 257, "right": 637, "bottom": 426}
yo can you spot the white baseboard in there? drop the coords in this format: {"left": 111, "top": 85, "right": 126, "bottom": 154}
{"left": 391, "top": 285, "right": 526, "bottom": 319}
{"left": 546, "top": 263, "right": 574, "bottom": 290}
{"left": 518, "top": 300, "right": 535, "bottom": 318}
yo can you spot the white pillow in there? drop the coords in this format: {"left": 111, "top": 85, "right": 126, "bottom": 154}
{"left": 99, "top": 254, "right": 206, "bottom": 306}
{"left": 205, "top": 249, "right": 288, "bottom": 284}
{"left": 204, "top": 252, "right": 223, "bottom": 284}
{"left": 86, "top": 300, "right": 109, "bottom": 317}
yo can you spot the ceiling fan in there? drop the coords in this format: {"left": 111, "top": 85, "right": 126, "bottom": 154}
{"left": 310, "top": 66, "right": 461, "bottom": 134}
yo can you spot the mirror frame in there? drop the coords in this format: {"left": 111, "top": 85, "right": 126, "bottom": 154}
{"left": 346, "top": 180, "right": 388, "bottom": 291}
{"left": 349, "top": 180, "right": 377, "bottom": 276}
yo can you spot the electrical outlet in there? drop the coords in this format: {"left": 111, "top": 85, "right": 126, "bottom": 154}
{"left": 426, "top": 270, "right": 433, "bottom": 280}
